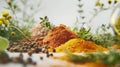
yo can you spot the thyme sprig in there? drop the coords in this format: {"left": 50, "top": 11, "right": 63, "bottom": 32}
{"left": 40, "top": 16, "right": 55, "bottom": 30}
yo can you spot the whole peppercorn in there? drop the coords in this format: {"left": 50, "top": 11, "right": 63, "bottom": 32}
{"left": 26, "top": 57, "right": 33, "bottom": 63}
{"left": 19, "top": 53, "right": 23, "bottom": 58}
{"left": 40, "top": 56, "right": 43, "bottom": 60}
{"left": 12, "top": 57, "right": 19, "bottom": 63}
{"left": 32, "top": 62, "right": 37, "bottom": 65}
{"left": 28, "top": 51, "right": 33, "bottom": 56}
{"left": 50, "top": 53, "right": 53, "bottom": 57}
{"left": 53, "top": 49, "right": 56, "bottom": 53}
{"left": 46, "top": 54, "right": 49, "bottom": 58}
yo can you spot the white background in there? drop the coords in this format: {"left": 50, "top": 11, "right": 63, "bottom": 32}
{"left": 0, "top": 0, "right": 120, "bottom": 31}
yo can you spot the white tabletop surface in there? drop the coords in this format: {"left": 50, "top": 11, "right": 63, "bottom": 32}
{"left": 0, "top": 52, "right": 74, "bottom": 67}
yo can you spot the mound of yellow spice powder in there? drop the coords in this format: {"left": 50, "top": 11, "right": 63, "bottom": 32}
{"left": 55, "top": 38, "right": 107, "bottom": 52}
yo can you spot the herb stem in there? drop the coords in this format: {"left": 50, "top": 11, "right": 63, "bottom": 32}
{"left": 9, "top": 25, "right": 30, "bottom": 41}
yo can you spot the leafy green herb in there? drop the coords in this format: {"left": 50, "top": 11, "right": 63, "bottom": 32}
{"left": 75, "top": 24, "right": 120, "bottom": 48}
{"left": 77, "top": 27, "right": 91, "bottom": 39}
{"left": 67, "top": 53, "right": 94, "bottom": 62}
{"left": 67, "top": 50, "right": 120, "bottom": 66}
{"left": 0, "top": 0, "right": 42, "bottom": 41}
{"left": 0, "top": 36, "right": 9, "bottom": 51}
{"left": 40, "top": 16, "right": 55, "bottom": 30}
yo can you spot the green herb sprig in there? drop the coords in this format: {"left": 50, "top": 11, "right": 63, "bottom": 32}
{"left": 40, "top": 16, "right": 55, "bottom": 30}
{"left": 76, "top": 24, "right": 120, "bottom": 48}
{"left": 67, "top": 50, "right": 120, "bottom": 67}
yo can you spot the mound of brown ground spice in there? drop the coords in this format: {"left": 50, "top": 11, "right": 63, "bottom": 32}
{"left": 43, "top": 24, "right": 78, "bottom": 49}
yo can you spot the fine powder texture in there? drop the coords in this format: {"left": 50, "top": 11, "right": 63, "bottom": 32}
{"left": 43, "top": 24, "right": 78, "bottom": 48}
{"left": 55, "top": 38, "right": 107, "bottom": 52}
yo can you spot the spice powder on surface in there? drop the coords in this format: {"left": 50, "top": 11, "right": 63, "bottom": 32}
{"left": 55, "top": 38, "right": 107, "bottom": 52}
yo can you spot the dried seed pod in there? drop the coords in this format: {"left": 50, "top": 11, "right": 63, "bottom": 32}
{"left": 108, "top": 0, "right": 112, "bottom": 4}
{"left": 114, "top": 0, "right": 118, "bottom": 4}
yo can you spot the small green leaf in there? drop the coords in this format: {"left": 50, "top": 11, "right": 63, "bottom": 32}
{"left": 40, "top": 17, "right": 43, "bottom": 20}
{"left": 0, "top": 36, "right": 9, "bottom": 51}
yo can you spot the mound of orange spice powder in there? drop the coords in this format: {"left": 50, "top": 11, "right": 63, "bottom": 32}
{"left": 55, "top": 38, "right": 107, "bottom": 52}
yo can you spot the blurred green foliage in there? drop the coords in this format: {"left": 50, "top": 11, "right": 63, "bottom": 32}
{"left": 0, "top": 0, "right": 42, "bottom": 41}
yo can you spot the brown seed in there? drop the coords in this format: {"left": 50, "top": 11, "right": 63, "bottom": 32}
{"left": 40, "top": 57, "right": 43, "bottom": 60}
{"left": 42, "top": 50, "right": 46, "bottom": 53}
{"left": 45, "top": 50, "right": 49, "bottom": 54}
{"left": 14, "top": 48, "right": 18, "bottom": 52}
{"left": 35, "top": 48, "right": 40, "bottom": 53}
{"left": 19, "top": 53, "right": 23, "bottom": 58}
{"left": 28, "top": 51, "right": 33, "bottom": 56}
{"left": 18, "top": 57, "right": 24, "bottom": 63}
{"left": 32, "top": 62, "right": 37, "bottom": 65}
{"left": 26, "top": 57, "right": 33, "bottom": 63}
{"left": 12, "top": 57, "right": 19, "bottom": 63}
{"left": 50, "top": 53, "right": 53, "bottom": 57}
{"left": 53, "top": 49, "right": 56, "bottom": 53}
{"left": 46, "top": 54, "right": 49, "bottom": 58}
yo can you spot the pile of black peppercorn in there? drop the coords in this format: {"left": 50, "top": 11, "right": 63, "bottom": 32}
{"left": 6, "top": 36, "right": 56, "bottom": 67}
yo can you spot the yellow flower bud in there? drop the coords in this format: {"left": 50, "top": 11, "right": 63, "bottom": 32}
{"left": 0, "top": 17, "right": 6, "bottom": 21}
{"left": 3, "top": 20, "right": 9, "bottom": 26}
{"left": 0, "top": 21, "right": 3, "bottom": 25}
{"left": 116, "top": 17, "right": 120, "bottom": 25}
{"left": 11, "top": 32, "right": 16, "bottom": 36}
{"left": 7, "top": 0, "right": 11, "bottom": 6}
{"left": 96, "top": 1, "right": 101, "bottom": 6}
{"left": 114, "top": 0, "right": 118, "bottom": 4}
{"left": 108, "top": 0, "right": 112, "bottom": 4}
{"left": 2, "top": 11, "right": 9, "bottom": 17}
{"left": 8, "top": 15, "right": 12, "bottom": 19}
